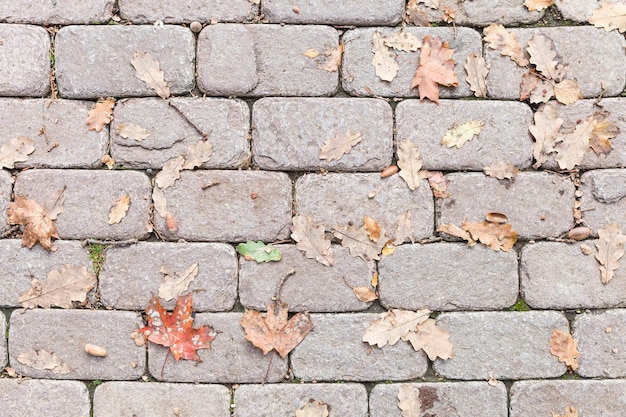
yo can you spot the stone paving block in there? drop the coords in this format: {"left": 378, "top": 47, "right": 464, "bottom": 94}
{"left": 9, "top": 309, "right": 145, "bottom": 380}
{"left": 55, "top": 25, "right": 195, "bottom": 99}
{"left": 0, "top": 379, "right": 90, "bottom": 417}
{"left": 14, "top": 169, "right": 152, "bottom": 240}
{"left": 485, "top": 27, "right": 626, "bottom": 99}
{"left": 342, "top": 27, "right": 482, "bottom": 98}
{"left": 153, "top": 170, "right": 292, "bottom": 242}
{"left": 99, "top": 242, "right": 238, "bottom": 312}
{"left": 295, "top": 173, "right": 434, "bottom": 240}
{"left": 554, "top": 0, "right": 621, "bottom": 22}
{"left": 0, "top": 0, "right": 114, "bottom": 24}
{"left": 239, "top": 244, "right": 375, "bottom": 312}
{"left": 409, "top": 0, "right": 543, "bottom": 26}
{"left": 94, "top": 381, "right": 231, "bottom": 417}
{"left": 119, "top": 0, "right": 257, "bottom": 23}
{"left": 197, "top": 24, "right": 339, "bottom": 97}
{"left": 396, "top": 99, "right": 533, "bottom": 170}
{"left": 369, "top": 381, "right": 508, "bottom": 417}
{"left": 234, "top": 383, "right": 368, "bottom": 417}
{"left": 378, "top": 243, "right": 518, "bottom": 311}
{"left": 510, "top": 379, "right": 626, "bottom": 417}
{"left": 290, "top": 313, "right": 428, "bottom": 381}
{"left": 573, "top": 310, "right": 626, "bottom": 378}
{"left": 148, "top": 313, "right": 288, "bottom": 383}
{"left": 580, "top": 169, "right": 626, "bottom": 233}
{"left": 433, "top": 311, "right": 569, "bottom": 379}
{"left": 0, "top": 24, "right": 50, "bottom": 97}
{"left": 0, "top": 240, "right": 92, "bottom": 308}
{"left": 0, "top": 170, "right": 11, "bottom": 230}
{"left": 261, "top": 0, "right": 404, "bottom": 25}
{"left": 439, "top": 172, "right": 575, "bottom": 240}
{"left": 0, "top": 311, "right": 6, "bottom": 368}
{"left": 252, "top": 98, "right": 393, "bottom": 171}
{"left": 521, "top": 241, "right": 626, "bottom": 309}
{"left": 111, "top": 97, "right": 250, "bottom": 169}
{"left": 0, "top": 98, "right": 107, "bottom": 168}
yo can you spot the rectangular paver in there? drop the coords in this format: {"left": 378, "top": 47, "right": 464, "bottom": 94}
{"left": 573, "top": 310, "right": 626, "bottom": 378}
{"left": 0, "top": 311, "right": 6, "bottom": 368}
{"left": 118, "top": 0, "right": 257, "bottom": 23}
{"left": 0, "top": 170, "right": 11, "bottom": 230}
{"left": 261, "top": 0, "right": 404, "bottom": 25}
{"left": 580, "top": 169, "right": 626, "bottom": 233}
{"left": 0, "top": 1, "right": 114, "bottom": 24}
{"left": 252, "top": 97, "right": 393, "bottom": 171}
{"left": 0, "top": 24, "right": 50, "bottom": 96}
{"left": 0, "top": 379, "right": 90, "bottom": 417}
{"left": 409, "top": 0, "right": 543, "bottom": 26}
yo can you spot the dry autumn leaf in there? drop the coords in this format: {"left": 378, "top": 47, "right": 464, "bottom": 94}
{"left": 530, "top": 79, "right": 555, "bottom": 104}
{"left": 417, "top": 0, "right": 439, "bottom": 9}
{"left": 527, "top": 35, "right": 559, "bottom": 80}
{"left": 463, "top": 219, "right": 518, "bottom": 252}
{"left": 590, "top": 111, "right": 620, "bottom": 155}
{"left": 464, "top": 52, "right": 489, "bottom": 98}
{"left": 115, "top": 123, "right": 150, "bottom": 141}
{"left": 86, "top": 97, "right": 115, "bottom": 132}
{"left": 422, "top": 171, "right": 449, "bottom": 199}
{"left": 317, "top": 44, "right": 343, "bottom": 72}
{"left": 405, "top": 0, "right": 431, "bottom": 26}
{"left": 520, "top": 72, "right": 540, "bottom": 101}
{"left": 155, "top": 156, "right": 185, "bottom": 189}
{"left": 402, "top": 318, "right": 454, "bottom": 360}
{"left": 528, "top": 105, "right": 563, "bottom": 167}
{"left": 441, "top": 120, "right": 484, "bottom": 148}
{"left": 131, "top": 51, "right": 170, "bottom": 99}
{"left": 383, "top": 31, "right": 422, "bottom": 52}
{"left": 553, "top": 79, "right": 582, "bottom": 105}
{"left": 552, "top": 406, "right": 578, "bottom": 417}
{"left": 555, "top": 116, "right": 596, "bottom": 170}
{"left": 364, "top": 215, "right": 382, "bottom": 242}
{"left": 319, "top": 132, "right": 363, "bottom": 162}
{"left": 483, "top": 162, "right": 521, "bottom": 179}
{"left": 182, "top": 139, "right": 213, "bottom": 170}
{"left": 101, "top": 154, "right": 115, "bottom": 169}
{"left": 152, "top": 185, "right": 168, "bottom": 218}
{"left": 393, "top": 210, "right": 415, "bottom": 245}
{"left": 441, "top": 6, "right": 456, "bottom": 23}
{"left": 158, "top": 263, "right": 199, "bottom": 301}
{"left": 524, "top": 0, "right": 554, "bottom": 11}
{"left": 549, "top": 329, "right": 579, "bottom": 370}
{"left": 483, "top": 24, "right": 528, "bottom": 66}
{"left": 18, "top": 264, "right": 96, "bottom": 309}
{"left": 296, "top": 400, "right": 329, "bottom": 417}
{"left": 290, "top": 215, "right": 334, "bottom": 267}
{"left": 410, "top": 35, "right": 459, "bottom": 104}
{"left": 589, "top": 2, "right": 626, "bottom": 33}
{"left": 438, "top": 223, "right": 475, "bottom": 244}
{"left": 333, "top": 222, "right": 387, "bottom": 262}
{"left": 350, "top": 285, "right": 379, "bottom": 302}
{"left": 108, "top": 194, "right": 130, "bottom": 225}
{"left": 363, "top": 309, "right": 431, "bottom": 348}
{"left": 372, "top": 31, "right": 399, "bottom": 82}
{"left": 397, "top": 140, "right": 423, "bottom": 190}
{"left": 397, "top": 384, "right": 422, "bottom": 417}
{"left": 594, "top": 222, "right": 626, "bottom": 284}
{"left": 0, "top": 136, "right": 35, "bottom": 169}
{"left": 17, "top": 349, "right": 72, "bottom": 374}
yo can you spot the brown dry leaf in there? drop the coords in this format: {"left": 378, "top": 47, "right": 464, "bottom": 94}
{"left": 182, "top": 140, "right": 213, "bottom": 170}
{"left": 437, "top": 223, "right": 475, "bottom": 244}
{"left": 524, "top": 0, "right": 554, "bottom": 11}
{"left": 155, "top": 156, "right": 185, "bottom": 189}
{"left": 402, "top": 318, "right": 454, "bottom": 360}
{"left": 131, "top": 51, "right": 170, "bottom": 99}
{"left": 344, "top": 278, "right": 379, "bottom": 302}
{"left": 383, "top": 31, "right": 422, "bottom": 52}
{"left": 319, "top": 132, "right": 363, "bottom": 162}
{"left": 101, "top": 155, "right": 115, "bottom": 169}
{"left": 555, "top": 116, "right": 596, "bottom": 170}
{"left": 530, "top": 80, "right": 555, "bottom": 104}
{"left": 86, "top": 97, "right": 115, "bottom": 132}
{"left": 590, "top": 111, "right": 620, "bottom": 156}
{"left": 397, "top": 384, "right": 421, "bottom": 417}
{"left": 115, "top": 123, "right": 150, "bottom": 141}
{"left": 552, "top": 406, "right": 578, "bottom": 417}
{"left": 317, "top": 44, "right": 343, "bottom": 72}
{"left": 291, "top": 215, "right": 334, "bottom": 267}
{"left": 296, "top": 400, "right": 329, "bottom": 417}
{"left": 0, "top": 136, "right": 36, "bottom": 169}
{"left": 424, "top": 171, "right": 450, "bottom": 198}
{"left": 397, "top": 140, "right": 423, "bottom": 190}
{"left": 363, "top": 309, "right": 431, "bottom": 348}
{"left": 527, "top": 35, "right": 559, "bottom": 80}
{"left": 158, "top": 263, "right": 199, "bottom": 301}
{"left": 394, "top": 210, "right": 415, "bottom": 245}
{"left": 520, "top": 72, "right": 540, "bottom": 101}
{"left": 17, "top": 349, "right": 72, "bottom": 374}
{"left": 333, "top": 222, "right": 386, "bottom": 262}
{"left": 589, "top": 2, "right": 626, "bottom": 33}
{"left": 483, "top": 24, "right": 529, "bottom": 66}
{"left": 464, "top": 52, "right": 489, "bottom": 98}
{"left": 410, "top": 35, "right": 459, "bottom": 104}
{"left": 372, "top": 31, "right": 399, "bottom": 82}
{"left": 594, "top": 222, "right": 626, "bottom": 284}
{"left": 553, "top": 79, "right": 582, "bottom": 105}
{"left": 441, "top": 6, "right": 456, "bottom": 23}
{"left": 463, "top": 220, "right": 517, "bottom": 251}
{"left": 108, "top": 194, "right": 130, "bottom": 225}
{"left": 549, "top": 329, "right": 579, "bottom": 370}
{"left": 483, "top": 162, "right": 521, "bottom": 179}
{"left": 152, "top": 185, "right": 167, "bottom": 218}
{"left": 405, "top": 0, "right": 431, "bottom": 26}
{"left": 364, "top": 215, "right": 382, "bottom": 242}
{"left": 441, "top": 120, "right": 484, "bottom": 148}
{"left": 529, "top": 105, "right": 563, "bottom": 167}
{"left": 18, "top": 264, "right": 96, "bottom": 309}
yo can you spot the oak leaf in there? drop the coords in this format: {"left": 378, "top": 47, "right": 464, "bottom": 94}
{"left": 410, "top": 35, "right": 459, "bottom": 104}
{"left": 108, "top": 194, "right": 130, "bottom": 225}
{"left": 182, "top": 139, "right": 213, "bottom": 170}
{"left": 296, "top": 400, "right": 329, "bottom": 417}
{"left": 441, "top": 120, "right": 484, "bottom": 148}
{"left": 483, "top": 162, "right": 521, "bottom": 179}
{"left": 290, "top": 215, "right": 334, "bottom": 266}
{"left": 372, "top": 31, "right": 399, "bottom": 82}
{"left": 17, "top": 349, "right": 72, "bottom": 374}
{"left": 397, "top": 140, "right": 423, "bottom": 190}
{"left": 363, "top": 215, "right": 382, "bottom": 243}
{"left": 589, "top": 2, "right": 626, "bottom": 33}
{"left": 438, "top": 223, "right": 475, "bottom": 244}
{"left": 527, "top": 35, "right": 559, "bottom": 80}
{"left": 0, "top": 136, "right": 35, "bottom": 169}
{"left": 397, "top": 384, "right": 421, "bottom": 417}
{"left": 483, "top": 24, "right": 528, "bottom": 66}
{"left": 18, "top": 264, "right": 96, "bottom": 309}
{"left": 555, "top": 116, "right": 596, "bottom": 170}
{"left": 441, "top": 6, "right": 456, "bottom": 23}
{"left": 393, "top": 210, "right": 415, "bottom": 245}
{"left": 524, "top": 0, "right": 554, "bottom": 11}
{"left": 464, "top": 52, "right": 489, "bottom": 98}
{"left": 405, "top": 0, "right": 431, "bottom": 26}
{"left": 319, "top": 132, "right": 363, "bottom": 162}
{"left": 530, "top": 80, "right": 555, "bottom": 104}
{"left": 86, "top": 97, "right": 115, "bottom": 132}
{"left": 462, "top": 219, "right": 517, "bottom": 251}
{"left": 155, "top": 156, "right": 185, "bottom": 189}
{"left": 402, "top": 318, "right": 454, "bottom": 360}
{"left": 549, "top": 329, "right": 579, "bottom": 370}
{"left": 152, "top": 185, "right": 168, "bottom": 218}
{"left": 590, "top": 111, "right": 620, "bottom": 155}
{"left": 115, "top": 123, "right": 150, "bottom": 141}
{"left": 528, "top": 105, "right": 563, "bottom": 167}
{"left": 552, "top": 406, "right": 578, "bottom": 417}
{"left": 383, "top": 31, "right": 422, "bottom": 52}
{"left": 158, "top": 263, "right": 199, "bottom": 301}
{"left": 594, "top": 222, "right": 626, "bottom": 284}
{"left": 131, "top": 51, "right": 170, "bottom": 99}
{"left": 333, "top": 222, "right": 386, "bottom": 262}
{"left": 363, "top": 309, "right": 431, "bottom": 348}
{"left": 520, "top": 71, "right": 540, "bottom": 101}
{"left": 553, "top": 79, "right": 582, "bottom": 105}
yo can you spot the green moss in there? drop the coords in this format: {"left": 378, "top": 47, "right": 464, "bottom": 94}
{"left": 509, "top": 299, "right": 531, "bottom": 312}
{"left": 87, "top": 244, "right": 106, "bottom": 275}
{"left": 560, "top": 372, "right": 581, "bottom": 379}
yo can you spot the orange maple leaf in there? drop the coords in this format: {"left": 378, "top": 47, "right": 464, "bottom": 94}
{"left": 7, "top": 189, "right": 65, "bottom": 251}
{"left": 410, "top": 35, "right": 459, "bottom": 104}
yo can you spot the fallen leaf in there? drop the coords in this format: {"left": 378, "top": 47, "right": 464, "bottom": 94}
{"left": 417, "top": 0, "right": 439, "bottom": 9}
{"left": 410, "top": 35, "right": 459, "bottom": 104}
{"left": 131, "top": 51, "right": 170, "bottom": 99}
{"left": 381, "top": 239, "right": 396, "bottom": 256}
{"left": 589, "top": 2, "right": 626, "bottom": 33}
{"left": 241, "top": 300, "right": 313, "bottom": 358}
{"left": 317, "top": 44, "right": 343, "bottom": 72}
{"left": 351, "top": 286, "right": 379, "bottom": 302}
{"left": 383, "top": 31, "right": 422, "bottom": 52}
{"left": 441, "top": 120, "right": 484, "bottom": 148}
{"left": 0, "top": 136, "right": 35, "bottom": 169}
{"left": 372, "top": 31, "right": 399, "bottom": 82}
{"left": 464, "top": 53, "right": 489, "bottom": 98}
{"left": 397, "top": 140, "right": 423, "bottom": 190}
{"left": 86, "top": 97, "right": 115, "bottom": 132}
{"left": 483, "top": 162, "right": 521, "bottom": 179}
{"left": 549, "top": 329, "right": 579, "bottom": 370}
{"left": 520, "top": 72, "right": 540, "bottom": 101}
{"left": 101, "top": 155, "right": 115, "bottom": 169}
{"left": 527, "top": 35, "right": 559, "bottom": 80}
{"left": 108, "top": 194, "right": 130, "bottom": 225}
{"left": 397, "top": 384, "right": 421, "bottom": 417}
{"left": 437, "top": 223, "right": 475, "bottom": 244}
{"left": 290, "top": 215, "right": 334, "bottom": 267}
{"left": 524, "top": 0, "right": 554, "bottom": 11}
{"left": 590, "top": 111, "right": 620, "bottom": 155}
{"left": 422, "top": 171, "right": 450, "bottom": 198}
{"left": 530, "top": 80, "right": 555, "bottom": 104}
{"left": 17, "top": 349, "right": 71, "bottom": 374}
{"left": 115, "top": 123, "right": 150, "bottom": 141}
{"left": 363, "top": 309, "right": 431, "bottom": 348}
{"left": 155, "top": 156, "right": 185, "bottom": 189}
{"left": 18, "top": 264, "right": 96, "bottom": 309}
{"left": 236, "top": 241, "right": 282, "bottom": 263}
{"left": 405, "top": 0, "right": 431, "bottom": 26}
{"left": 158, "top": 263, "right": 199, "bottom": 301}
{"left": 152, "top": 185, "right": 168, "bottom": 218}
{"left": 333, "top": 223, "right": 386, "bottom": 262}
{"left": 528, "top": 105, "right": 563, "bottom": 167}
{"left": 364, "top": 215, "right": 382, "bottom": 242}
{"left": 319, "top": 132, "right": 363, "bottom": 162}
{"left": 483, "top": 24, "right": 529, "bottom": 66}
{"left": 594, "top": 222, "right": 626, "bottom": 284}
{"left": 402, "top": 318, "right": 454, "bottom": 360}
{"left": 182, "top": 139, "right": 213, "bottom": 170}
{"left": 553, "top": 79, "right": 582, "bottom": 105}
{"left": 296, "top": 400, "right": 329, "bottom": 417}
{"left": 302, "top": 48, "right": 320, "bottom": 59}
{"left": 552, "top": 406, "right": 578, "bottom": 417}
{"left": 462, "top": 219, "right": 518, "bottom": 251}
{"left": 555, "top": 116, "right": 596, "bottom": 170}
{"left": 441, "top": 5, "right": 457, "bottom": 23}
{"left": 394, "top": 210, "right": 415, "bottom": 245}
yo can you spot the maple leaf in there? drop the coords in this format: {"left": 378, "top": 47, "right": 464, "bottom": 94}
{"left": 371, "top": 31, "right": 399, "bottom": 82}
{"left": 241, "top": 300, "right": 313, "bottom": 358}
{"left": 131, "top": 51, "right": 170, "bottom": 99}
{"left": 158, "top": 263, "right": 199, "bottom": 301}
{"left": 527, "top": 35, "right": 559, "bottom": 80}
{"left": 483, "top": 24, "right": 529, "bottom": 66}
{"left": 441, "top": 120, "right": 484, "bottom": 148}
{"left": 86, "top": 97, "right": 115, "bottom": 132}
{"left": 363, "top": 215, "right": 382, "bottom": 242}
{"left": 18, "top": 264, "right": 96, "bottom": 309}
{"left": 333, "top": 222, "right": 386, "bottom": 262}
{"left": 363, "top": 309, "right": 431, "bottom": 348}
{"left": 319, "top": 132, "right": 363, "bottom": 162}
{"left": 296, "top": 400, "right": 329, "bottom": 417}
{"left": 555, "top": 116, "right": 596, "bottom": 170}
{"left": 397, "top": 384, "right": 422, "bottom": 417}
{"left": 402, "top": 318, "right": 454, "bottom": 360}
{"left": 520, "top": 71, "right": 540, "bottom": 101}
{"left": 552, "top": 406, "right": 578, "bottom": 417}
{"left": 549, "top": 329, "right": 579, "bottom": 370}
{"left": 590, "top": 111, "right": 620, "bottom": 155}
{"left": 17, "top": 349, "right": 72, "bottom": 374}
{"left": 140, "top": 294, "right": 216, "bottom": 361}
{"left": 464, "top": 52, "right": 489, "bottom": 98}
{"left": 182, "top": 139, "right": 214, "bottom": 170}
{"left": 393, "top": 210, "right": 415, "bottom": 245}
{"left": 483, "top": 162, "right": 521, "bottom": 180}
{"left": 589, "top": 2, "right": 626, "bottom": 33}
{"left": 155, "top": 156, "right": 185, "bottom": 189}
{"left": 290, "top": 215, "right": 334, "bottom": 266}
{"left": 397, "top": 140, "right": 423, "bottom": 190}
{"left": 462, "top": 219, "right": 517, "bottom": 251}
{"left": 524, "top": 0, "right": 554, "bottom": 11}
{"left": 236, "top": 241, "right": 282, "bottom": 262}
{"left": 594, "top": 222, "right": 626, "bottom": 285}
{"left": 410, "top": 35, "right": 459, "bottom": 104}
{"left": 115, "top": 123, "right": 150, "bottom": 141}
{"left": 553, "top": 79, "right": 582, "bottom": 105}
{"left": 528, "top": 105, "right": 563, "bottom": 167}
{"left": 108, "top": 194, "right": 130, "bottom": 225}
{"left": 0, "top": 136, "right": 35, "bottom": 169}
{"left": 383, "top": 32, "right": 422, "bottom": 52}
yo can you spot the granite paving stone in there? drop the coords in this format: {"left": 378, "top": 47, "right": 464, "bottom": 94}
{"left": 9, "top": 309, "right": 145, "bottom": 380}
{"left": 0, "top": 379, "right": 90, "bottom": 417}
{"left": 0, "top": 311, "right": 6, "bottom": 368}
{"left": 433, "top": 311, "right": 569, "bottom": 379}
{"left": 118, "top": 0, "right": 257, "bottom": 23}
{"left": 261, "top": 0, "right": 404, "bottom": 25}
{"left": 290, "top": 313, "right": 428, "bottom": 381}
{"left": 342, "top": 27, "right": 482, "bottom": 98}
{"left": 111, "top": 97, "right": 250, "bottom": 169}
{"left": 554, "top": 0, "right": 618, "bottom": 22}
{"left": 148, "top": 312, "right": 288, "bottom": 383}
{"left": 93, "top": 381, "right": 231, "bottom": 417}
{"left": 396, "top": 99, "right": 533, "bottom": 170}
{"left": 14, "top": 169, "right": 152, "bottom": 240}
{"left": 0, "top": 0, "right": 114, "bottom": 24}
{"left": 409, "top": 0, "right": 543, "bottom": 26}
{"left": 439, "top": 172, "right": 575, "bottom": 240}
{"left": 573, "top": 310, "right": 626, "bottom": 378}
{"left": 153, "top": 170, "right": 292, "bottom": 242}
{"left": 234, "top": 383, "right": 368, "bottom": 417}
{"left": 0, "top": 170, "right": 11, "bottom": 230}
{"left": 378, "top": 243, "right": 518, "bottom": 311}
{"left": 252, "top": 97, "right": 393, "bottom": 171}
{"left": 55, "top": 25, "right": 195, "bottom": 99}
{"left": 580, "top": 169, "right": 626, "bottom": 233}
{"left": 0, "top": 24, "right": 50, "bottom": 97}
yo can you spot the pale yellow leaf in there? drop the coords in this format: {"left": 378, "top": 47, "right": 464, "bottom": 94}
{"left": 383, "top": 31, "right": 422, "bottom": 52}
{"left": 464, "top": 53, "right": 489, "bottom": 98}
{"left": 483, "top": 162, "right": 521, "bottom": 179}
{"left": 397, "top": 140, "right": 423, "bottom": 190}
{"left": 524, "top": 0, "right": 554, "bottom": 11}
{"left": 0, "top": 136, "right": 35, "bottom": 169}
{"left": 17, "top": 349, "right": 72, "bottom": 374}
{"left": 86, "top": 97, "right": 115, "bottom": 132}
{"left": 529, "top": 80, "right": 554, "bottom": 104}
{"left": 115, "top": 123, "right": 150, "bottom": 141}
{"left": 483, "top": 24, "right": 529, "bottom": 66}
{"left": 108, "top": 194, "right": 131, "bottom": 225}
{"left": 182, "top": 140, "right": 213, "bottom": 170}
{"left": 528, "top": 105, "right": 563, "bottom": 167}
{"left": 291, "top": 215, "right": 334, "bottom": 266}
{"left": 319, "top": 132, "right": 363, "bottom": 162}
{"left": 549, "top": 329, "right": 579, "bottom": 370}
{"left": 155, "top": 156, "right": 185, "bottom": 189}
{"left": 363, "top": 309, "right": 431, "bottom": 348}
{"left": 130, "top": 51, "right": 170, "bottom": 99}
{"left": 18, "top": 264, "right": 96, "bottom": 309}
{"left": 553, "top": 79, "right": 582, "bottom": 105}
{"left": 397, "top": 384, "right": 421, "bottom": 417}
{"left": 589, "top": 2, "right": 626, "bottom": 33}
{"left": 402, "top": 318, "right": 454, "bottom": 360}
{"left": 441, "top": 120, "right": 484, "bottom": 148}
{"left": 555, "top": 116, "right": 596, "bottom": 170}
{"left": 527, "top": 35, "right": 559, "bottom": 80}
{"left": 372, "top": 31, "right": 399, "bottom": 82}
{"left": 158, "top": 263, "right": 199, "bottom": 301}
{"left": 594, "top": 222, "right": 626, "bottom": 284}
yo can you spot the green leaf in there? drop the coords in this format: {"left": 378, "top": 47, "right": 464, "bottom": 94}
{"left": 236, "top": 241, "right": 282, "bottom": 263}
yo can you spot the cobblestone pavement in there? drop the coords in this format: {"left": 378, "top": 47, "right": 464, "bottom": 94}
{"left": 1, "top": 1, "right": 626, "bottom": 416}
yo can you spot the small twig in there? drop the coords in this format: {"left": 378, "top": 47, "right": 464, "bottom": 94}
{"left": 1, "top": 225, "right": 20, "bottom": 238}
{"left": 263, "top": 350, "right": 275, "bottom": 385}
{"left": 330, "top": 228, "right": 380, "bottom": 249}
{"left": 168, "top": 101, "right": 212, "bottom": 140}
{"left": 579, "top": 208, "right": 596, "bottom": 212}
{"left": 201, "top": 180, "right": 221, "bottom": 190}
{"left": 81, "top": 238, "right": 138, "bottom": 247}
{"left": 273, "top": 269, "right": 296, "bottom": 302}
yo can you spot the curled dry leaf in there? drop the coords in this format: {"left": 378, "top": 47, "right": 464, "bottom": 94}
{"left": 18, "top": 264, "right": 96, "bottom": 309}
{"left": 394, "top": 210, "right": 415, "bottom": 245}
{"left": 363, "top": 309, "right": 431, "bottom": 348}
{"left": 296, "top": 400, "right": 329, "bottom": 417}
{"left": 333, "top": 222, "right": 386, "bottom": 262}
{"left": 155, "top": 156, "right": 185, "bottom": 189}
{"left": 483, "top": 24, "right": 528, "bottom": 66}
{"left": 528, "top": 105, "right": 563, "bottom": 168}
{"left": 410, "top": 35, "right": 459, "bottom": 104}
{"left": 485, "top": 212, "right": 508, "bottom": 224}
{"left": 319, "top": 132, "right": 363, "bottom": 162}
{"left": 589, "top": 2, "right": 626, "bottom": 33}
{"left": 86, "top": 97, "right": 115, "bottom": 132}
{"left": 0, "top": 136, "right": 35, "bottom": 169}
{"left": 108, "top": 194, "right": 131, "bottom": 225}
{"left": 437, "top": 223, "right": 475, "bottom": 244}
{"left": 594, "top": 222, "right": 626, "bottom": 284}
{"left": 441, "top": 120, "right": 484, "bottom": 148}
{"left": 397, "top": 384, "right": 421, "bottom": 417}
{"left": 552, "top": 406, "right": 579, "bottom": 417}
{"left": 131, "top": 51, "right": 170, "bottom": 99}
{"left": 397, "top": 140, "right": 423, "bottom": 190}
{"left": 349, "top": 285, "right": 379, "bottom": 302}
{"left": 463, "top": 219, "right": 518, "bottom": 252}
{"left": 115, "top": 123, "right": 150, "bottom": 141}
{"left": 17, "top": 349, "right": 72, "bottom": 374}
{"left": 363, "top": 215, "right": 382, "bottom": 242}
{"left": 524, "top": 0, "right": 554, "bottom": 11}
{"left": 372, "top": 31, "right": 399, "bottom": 82}
{"left": 402, "top": 318, "right": 454, "bottom": 360}
{"left": 101, "top": 155, "right": 115, "bottom": 169}
{"left": 158, "top": 263, "right": 199, "bottom": 301}
{"left": 483, "top": 162, "right": 521, "bottom": 180}
{"left": 290, "top": 215, "right": 334, "bottom": 267}
{"left": 549, "top": 329, "right": 579, "bottom": 370}
{"left": 464, "top": 53, "right": 489, "bottom": 98}
{"left": 383, "top": 31, "right": 422, "bottom": 52}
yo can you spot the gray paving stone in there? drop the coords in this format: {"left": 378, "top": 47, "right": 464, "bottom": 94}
{"left": 555, "top": 0, "right": 617, "bottom": 22}
{"left": 239, "top": 244, "right": 375, "bottom": 312}
{"left": 0, "top": 98, "right": 107, "bottom": 168}
{"left": 197, "top": 24, "right": 339, "bottom": 97}
{"left": 439, "top": 172, "right": 575, "bottom": 240}
{"left": 261, "top": 0, "right": 404, "bottom": 25}
{"left": 433, "top": 311, "right": 569, "bottom": 379}
{"left": 0, "top": 240, "right": 92, "bottom": 308}
{"left": 153, "top": 170, "right": 292, "bottom": 242}
{"left": 291, "top": 313, "right": 428, "bottom": 381}
{"left": 485, "top": 27, "right": 626, "bottom": 99}
{"left": 252, "top": 98, "right": 393, "bottom": 171}
{"left": 369, "top": 381, "right": 508, "bottom": 417}
{"left": 148, "top": 312, "right": 288, "bottom": 383}
{"left": 510, "top": 380, "right": 626, "bottom": 417}
{"left": 99, "top": 242, "right": 238, "bottom": 312}
{"left": 0, "top": 170, "right": 11, "bottom": 230}
{"left": 0, "top": 379, "right": 90, "bottom": 417}
{"left": 580, "top": 169, "right": 626, "bottom": 233}
{"left": 234, "top": 383, "right": 368, "bottom": 417}
{"left": 119, "top": 0, "right": 257, "bottom": 23}
{"left": 342, "top": 27, "right": 482, "bottom": 98}
{"left": 408, "top": 0, "right": 543, "bottom": 26}
{"left": 9, "top": 309, "right": 145, "bottom": 380}
{"left": 14, "top": 169, "right": 152, "bottom": 240}
{"left": 0, "top": 0, "right": 114, "bottom": 24}
{"left": 396, "top": 99, "right": 533, "bottom": 170}
{"left": 521, "top": 241, "right": 626, "bottom": 309}
{"left": 378, "top": 243, "right": 518, "bottom": 311}
{"left": 573, "top": 309, "right": 626, "bottom": 378}
{"left": 94, "top": 381, "right": 231, "bottom": 417}
{"left": 0, "top": 311, "right": 6, "bottom": 368}
{"left": 295, "top": 173, "right": 434, "bottom": 240}
{"left": 55, "top": 25, "right": 195, "bottom": 99}
{"left": 111, "top": 97, "right": 250, "bottom": 169}
{"left": 0, "top": 24, "right": 50, "bottom": 97}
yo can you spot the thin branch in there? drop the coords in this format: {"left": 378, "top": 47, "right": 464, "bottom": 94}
{"left": 273, "top": 269, "right": 296, "bottom": 302}
{"left": 81, "top": 238, "right": 138, "bottom": 247}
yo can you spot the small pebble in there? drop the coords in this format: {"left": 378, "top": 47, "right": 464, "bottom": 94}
{"left": 190, "top": 21, "right": 202, "bottom": 33}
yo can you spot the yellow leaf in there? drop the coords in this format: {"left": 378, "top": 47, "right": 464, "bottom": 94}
{"left": 86, "top": 97, "right": 115, "bottom": 132}
{"left": 130, "top": 51, "right": 170, "bottom": 99}
{"left": 589, "top": 2, "right": 626, "bottom": 33}
{"left": 371, "top": 31, "right": 399, "bottom": 82}
{"left": 524, "top": 0, "right": 554, "bottom": 11}
{"left": 549, "top": 329, "right": 579, "bottom": 370}
{"left": 397, "top": 140, "right": 423, "bottom": 190}
{"left": 553, "top": 79, "right": 582, "bottom": 105}
{"left": 108, "top": 194, "right": 131, "bottom": 225}
{"left": 441, "top": 120, "right": 484, "bottom": 148}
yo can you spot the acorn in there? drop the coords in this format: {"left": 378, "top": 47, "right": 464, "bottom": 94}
{"left": 84, "top": 343, "right": 107, "bottom": 357}
{"left": 567, "top": 226, "right": 592, "bottom": 241}
{"left": 381, "top": 165, "right": 399, "bottom": 178}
